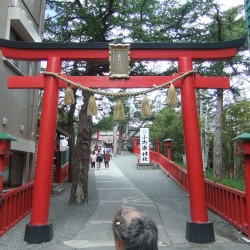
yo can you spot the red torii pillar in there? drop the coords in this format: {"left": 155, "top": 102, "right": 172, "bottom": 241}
{"left": 24, "top": 57, "right": 61, "bottom": 243}
{"left": 0, "top": 38, "right": 244, "bottom": 244}
{"left": 179, "top": 57, "right": 213, "bottom": 242}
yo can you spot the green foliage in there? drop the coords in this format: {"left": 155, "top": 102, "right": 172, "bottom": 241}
{"left": 222, "top": 99, "right": 250, "bottom": 171}
{"left": 206, "top": 4, "right": 246, "bottom": 42}
{"left": 44, "top": 0, "right": 249, "bottom": 182}
{"left": 176, "top": 161, "right": 245, "bottom": 191}
{"left": 93, "top": 96, "right": 130, "bottom": 134}
{"left": 223, "top": 99, "right": 250, "bottom": 135}
{"left": 92, "top": 116, "right": 115, "bottom": 134}
{"left": 204, "top": 168, "right": 245, "bottom": 191}
{"left": 150, "top": 107, "right": 184, "bottom": 161}
{"left": 44, "top": 0, "right": 229, "bottom": 44}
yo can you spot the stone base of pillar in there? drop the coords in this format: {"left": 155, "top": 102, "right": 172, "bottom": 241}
{"left": 186, "top": 221, "right": 215, "bottom": 243}
{"left": 24, "top": 223, "right": 53, "bottom": 244}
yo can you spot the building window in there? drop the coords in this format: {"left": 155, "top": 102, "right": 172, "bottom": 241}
{"left": 9, "top": 28, "right": 30, "bottom": 75}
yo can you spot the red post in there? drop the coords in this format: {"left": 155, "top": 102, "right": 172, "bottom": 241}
{"left": 0, "top": 155, "right": 10, "bottom": 191}
{"left": 0, "top": 154, "right": 4, "bottom": 191}
{"left": 244, "top": 154, "right": 250, "bottom": 239}
{"left": 25, "top": 57, "right": 61, "bottom": 244}
{"left": 234, "top": 133, "right": 250, "bottom": 239}
{"left": 156, "top": 140, "right": 160, "bottom": 153}
{"left": 179, "top": 57, "right": 214, "bottom": 243}
{"left": 133, "top": 136, "right": 137, "bottom": 148}
{"left": 0, "top": 134, "right": 17, "bottom": 190}
{"left": 0, "top": 155, "right": 4, "bottom": 192}
{"left": 167, "top": 147, "right": 171, "bottom": 160}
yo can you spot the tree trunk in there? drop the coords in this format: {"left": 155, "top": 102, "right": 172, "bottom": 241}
{"left": 69, "top": 90, "right": 92, "bottom": 204}
{"left": 233, "top": 143, "right": 243, "bottom": 178}
{"left": 67, "top": 89, "right": 77, "bottom": 183}
{"left": 204, "top": 108, "right": 209, "bottom": 170}
{"left": 199, "top": 94, "right": 205, "bottom": 171}
{"left": 213, "top": 89, "right": 223, "bottom": 179}
{"left": 117, "top": 125, "right": 123, "bottom": 153}
{"left": 113, "top": 123, "right": 119, "bottom": 157}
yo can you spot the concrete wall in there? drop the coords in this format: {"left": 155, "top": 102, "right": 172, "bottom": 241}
{"left": 0, "top": 0, "right": 45, "bottom": 187}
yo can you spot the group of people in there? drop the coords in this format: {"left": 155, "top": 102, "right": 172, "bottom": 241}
{"left": 90, "top": 146, "right": 112, "bottom": 170}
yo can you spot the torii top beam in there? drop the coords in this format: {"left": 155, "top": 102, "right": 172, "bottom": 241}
{"left": 0, "top": 38, "right": 245, "bottom": 61}
{"left": 0, "top": 38, "right": 245, "bottom": 89}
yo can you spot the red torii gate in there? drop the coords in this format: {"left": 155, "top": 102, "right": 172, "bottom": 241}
{"left": 0, "top": 38, "right": 244, "bottom": 244}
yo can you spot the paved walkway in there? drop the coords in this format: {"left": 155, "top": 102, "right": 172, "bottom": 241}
{"left": 1, "top": 154, "right": 250, "bottom": 249}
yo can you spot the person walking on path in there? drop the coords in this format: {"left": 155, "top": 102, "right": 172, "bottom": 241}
{"left": 90, "top": 151, "right": 96, "bottom": 170}
{"left": 96, "top": 150, "right": 104, "bottom": 170}
{"left": 104, "top": 151, "right": 112, "bottom": 169}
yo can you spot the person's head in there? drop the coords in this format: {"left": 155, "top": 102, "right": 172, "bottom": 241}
{"left": 112, "top": 205, "right": 158, "bottom": 250}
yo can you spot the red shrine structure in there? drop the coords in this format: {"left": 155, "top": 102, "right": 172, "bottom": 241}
{"left": 0, "top": 38, "right": 245, "bottom": 244}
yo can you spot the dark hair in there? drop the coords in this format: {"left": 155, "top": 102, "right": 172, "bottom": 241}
{"left": 112, "top": 205, "right": 158, "bottom": 250}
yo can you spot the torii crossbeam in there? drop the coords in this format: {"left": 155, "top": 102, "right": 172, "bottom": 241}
{"left": 0, "top": 38, "right": 244, "bottom": 244}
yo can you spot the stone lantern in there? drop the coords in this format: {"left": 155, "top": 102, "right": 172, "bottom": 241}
{"left": 233, "top": 133, "right": 250, "bottom": 239}
{"left": 163, "top": 138, "right": 173, "bottom": 160}
{"left": 0, "top": 133, "right": 17, "bottom": 190}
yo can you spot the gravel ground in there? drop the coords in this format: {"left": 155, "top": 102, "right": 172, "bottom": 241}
{"left": 0, "top": 170, "right": 99, "bottom": 250}
{"left": 0, "top": 153, "right": 248, "bottom": 249}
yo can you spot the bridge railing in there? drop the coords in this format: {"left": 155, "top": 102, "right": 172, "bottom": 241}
{"left": 0, "top": 181, "right": 33, "bottom": 236}
{"left": 150, "top": 150, "right": 189, "bottom": 192}
{"left": 0, "top": 148, "right": 69, "bottom": 236}
{"left": 135, "top": 145, "right": 248, "bottom": 237}
{"left": 205, "top": 179, "right": 247, "bottom": 235}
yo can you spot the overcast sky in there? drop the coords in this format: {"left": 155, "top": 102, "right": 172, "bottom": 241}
{"left": 219, "top": 0, "right": 244, "bottom": 10}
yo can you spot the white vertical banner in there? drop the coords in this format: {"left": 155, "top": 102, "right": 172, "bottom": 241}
{"left": 140, "top": 128, "right": 150, "bottom": 163}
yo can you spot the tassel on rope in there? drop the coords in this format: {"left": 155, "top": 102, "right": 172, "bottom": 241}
{"left": 64, "top": 85, "right": 75, "bottom": 105}
{"left": 141, "top": 96, "right": 152, "bottom": 117}
{"left": 114, "top": 99, "right": 125, "bottom": 120}
{"left": 87, "top": 95, "right": 98, "bottom": 116}
{"left": 168, "top": 83, "right": 178, "bottom": 106}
